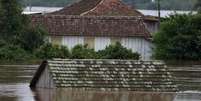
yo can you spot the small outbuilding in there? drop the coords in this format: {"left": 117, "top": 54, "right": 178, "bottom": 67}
{"left": 30, "top": 59, "right": 177, "bottom": 92}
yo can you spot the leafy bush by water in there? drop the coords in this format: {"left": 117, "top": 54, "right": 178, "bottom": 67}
{"left": 153, "top": 13, "right": 201, "bottom": 60}
{"left": 71, "top": 44, "right": 98, "bottom": 59}
{"left": 35, "top": 43, "right": 140, "bottom": 60}
{"left": 98, "top": 42, "right": 140, "bottom": 60}
{"left": 35, "top": 43, "right": 70, "bottom": 59}
{"left": 0, "top": 45, "right": 33, "bottom": 61}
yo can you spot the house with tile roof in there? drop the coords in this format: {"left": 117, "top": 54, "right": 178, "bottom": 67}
{"left": 31, "top": 0, "right": 158, "bottom": 60}
{"left": 30, "top": 59, "right": 178, "bottom": 92}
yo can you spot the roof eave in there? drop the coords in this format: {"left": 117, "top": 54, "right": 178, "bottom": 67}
{"left": 30, "top": 61, "right": 48, "bottom": 88}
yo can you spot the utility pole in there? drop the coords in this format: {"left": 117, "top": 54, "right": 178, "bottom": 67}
{"left": 157, "top": 0, "right": 161, "bottom": 25}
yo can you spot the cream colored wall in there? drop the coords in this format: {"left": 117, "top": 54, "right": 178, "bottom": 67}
{"left": 50, "top": 36, "right": 62, "bottom": 45}
{"left": 84, "top": 37, "right": 95, "bottom": 49}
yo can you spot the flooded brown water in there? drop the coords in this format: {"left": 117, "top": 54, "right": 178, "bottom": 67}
{"left": 0, "top": 65, "right": 201, "bottom": 101}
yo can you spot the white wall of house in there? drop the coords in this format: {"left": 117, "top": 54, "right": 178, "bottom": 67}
{"left": 121, "top": 38, "right": 152, "bottom": 60}
{"left": 95, "top": 37, "right": 111, "bottom": 51}
{"left": 50, "top": 36, "right": 152, "bottom": 60}
{"left": 62, "top": 36, "right": 84, "bottom": 49}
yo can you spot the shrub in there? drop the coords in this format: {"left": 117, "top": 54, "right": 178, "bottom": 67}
{"left": 71, "top": 44, "right": 98, "bottom": 59}
{"left": 0, "top": 45, "right": 32, "bottom": 61}
{"left": 98, "top": 42, "right": 140, "bottom": 60}
{"left": 35, "top": 43, "right": 70, "bottom": 59}
{"left": 19, "top": 26, "right": 48, "bottom": 51}
{"left": 153, "top": 13, "right": 201, "bottom": 60}
{"left": 0, "top": 0, "right": 48, "bottom": 52}
{"left": 0, "top": 40, "right": 6, "bottom": 47}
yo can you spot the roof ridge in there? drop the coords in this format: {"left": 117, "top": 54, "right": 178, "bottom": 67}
{"left": 48, "top": 0, "right": 144, "bottom": 17}
{"left": 49, "top": 0, "right": 103, "bottom": 15}
{"left": 80, "top": 0, "right": 144, "bottom": 16}
{"left": 80, "top": 0, "right": 105, "bottom": 16}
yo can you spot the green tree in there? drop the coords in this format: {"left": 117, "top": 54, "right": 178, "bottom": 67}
{"left": 20, "top": 25, "right": 47, "bottom": 51}
{"left": 0, "top": 0, "right": 47, "bottom": 52}
{"left": 35, "top": 43, "right": 70, "bottom": 59}
{"left": 98, "top": 42, "right": 140, "bottom": 60}
{"left": 195, "top": 0, "right": 201, "bottom": 11}
{"left": 0, "top": 0, "right": 49, "bottom": 61}
{"left": 0, "top": 0, "right": 26, "bottom": 43}
{"left": 71, "top": 44, "right": 98, "bottom": 59}
{"left": 0, "top": 45, "right": 32, "bottom": 61}
{"left": 153, "top": 13, "right": 201, "bottom": 60}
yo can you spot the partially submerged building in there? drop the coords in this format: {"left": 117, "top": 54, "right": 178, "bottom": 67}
{"left": 31, "top": 0, "right": 159, "bottom": 60}
{"left": 30, "top": 59, "right": 177, "bottom": 92}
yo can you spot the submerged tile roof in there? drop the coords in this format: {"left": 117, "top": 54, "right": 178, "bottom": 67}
{"left": 31, "top": 15, "right": 151, "bottom": 39}
{"left": 30, "top": 59, "right": 177, "bottom": 92}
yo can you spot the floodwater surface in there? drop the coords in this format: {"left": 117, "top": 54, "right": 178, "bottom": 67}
{"left": 0, "top": 65, "right": 201, "bottom": 101}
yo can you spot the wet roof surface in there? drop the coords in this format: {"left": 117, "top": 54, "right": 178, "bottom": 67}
{"left": 31, "top": 59, "right": 178, "bottom": 92}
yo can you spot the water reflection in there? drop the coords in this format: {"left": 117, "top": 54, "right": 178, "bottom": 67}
{"left": 34, "top": 89, "right": 201, "bottom": 101}
{"left": 0, "top": 65, "right": 36, "bottom": 101}
{"left": 35, "top": 89, "right": 176, "bottom": 101}
{"left": 0, "top": 84, "right": 35, "bottom": 101}
{"left": 174, "top": 93, "right": 201, "bottom": 101}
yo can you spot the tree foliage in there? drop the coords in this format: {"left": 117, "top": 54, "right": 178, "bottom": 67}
{"left": 98, "top": 42, "right": 140, "bottom": 60}
{"left": 20, "top": 25, "right": 47, "bottom": 51}
{"left": 153, "top": 13, "right": 201, "bottom": 60}
{"left": 0, "top": 0, "right": 47, "bottom": 50}
{"left": 35, "top": 43, "right": 70, "bottom": 59}
{"left": 71, "top": 44, "right": 98, "bottom": 59}
{"left": 0, "top": 0, "right": 26, "bottom": 43}
{"left": 0, "top": 44, "right": 32, "bottom": 61}
{"left": 35, "top": 43, "right": 140, "bottom": 60}
{"left": 195, "top": 0, "right": 201, "bottom": 11}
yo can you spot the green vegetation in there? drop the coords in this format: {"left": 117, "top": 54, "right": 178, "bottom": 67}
{"left": 21, "top": 0, "right": 198, "bottom": 10}
{"left": 0, "top": 0, "right": 46, "bottom": 63}
{"left": 0, "top": 0, "right": 47, "bottom": 51}
{"left": 20, "top": 26, "right": 47, "bottom": 52}
{"left": 195, "top": 0, "right": 201, "bottom": 11}
{"left": 98, "top": 42, "right": 140, "bottom": 59}
{"left": 153, "top": 13, "right": 201, "bottom": 60}
{"left": 35, "top": 43, "right": 70, "bottom": 59}
{"left": 71, "top": 44, "right": 98, "bottom": 59}
{"left": 0, "top": 44, "right": 33, "bottom": 61}
{"left": 36, "top": 43, "right": 140, "bottom": 60}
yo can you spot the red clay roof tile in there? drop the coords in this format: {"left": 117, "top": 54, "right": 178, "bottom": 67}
{"left": 49, "top": 0, "right": 143, "bottom": 16}
{"left": 31, "top": 15, "right": 151, "bottom": 39}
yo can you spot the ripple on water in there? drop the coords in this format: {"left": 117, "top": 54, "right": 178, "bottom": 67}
{"left": 0, "top": 83, "right": 35, "bottom": 101}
